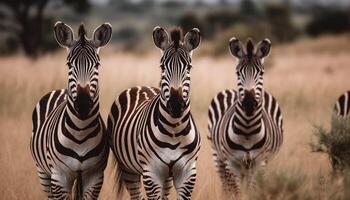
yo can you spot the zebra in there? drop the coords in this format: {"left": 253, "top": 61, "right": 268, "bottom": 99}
{"left": 107, "top": 27, "right": 201, "bottom": 200}
{"left": 334, "top": 91, "right": 350, "bottom": 117}
{"left": 207, "top": 38, "right": 283, "bottom": 197}
{"left": 30, "top": 21, "right": 112, "bottom": 200}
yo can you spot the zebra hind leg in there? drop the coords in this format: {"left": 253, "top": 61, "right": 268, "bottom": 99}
{"left": 36, "top": 167, "right": 53, "bottom": 199}
{"left": 122, "top": 169, "right": 144, "bottom": 200}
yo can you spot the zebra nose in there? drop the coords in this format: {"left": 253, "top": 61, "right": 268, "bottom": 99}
{"left": 167, "top": 87, "right": 185, "bottom": 118}
{"left": 244, "top": 89, "right": 255, "bottom": 99}
{"left": 77, "top": 84, "right": 90, "bottom": 96}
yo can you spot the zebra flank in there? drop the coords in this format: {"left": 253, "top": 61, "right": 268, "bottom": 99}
{"left": 30, "top": 21, "right": 112, "bottom": 199}
{"left": 108, "top": 26, "right": 201, "bottom": 200}
{"left": 208, "top": 38, "right": 283, "bottom": 197}
{"left": 334, "top": 91, "right": 350, "bottom": 117}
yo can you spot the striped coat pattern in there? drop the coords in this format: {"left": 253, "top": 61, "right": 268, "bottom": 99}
{"left": 108, "top": 27, "right": 201, "bottom": 200}
{"left": 30, "top": 22, "right": 112, "bottom": 200}
{"left": 208, "top": 38, "right": 283, "bottom": 197}
{"left": 334, "top": 91, "right": 350, "bottom": 117}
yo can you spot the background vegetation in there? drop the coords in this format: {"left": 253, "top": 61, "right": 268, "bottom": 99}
{"left": 1, "top": 0, "right": 350, "bottom": 199}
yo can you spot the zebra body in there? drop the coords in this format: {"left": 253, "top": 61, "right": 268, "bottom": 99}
{"left": 108, "top": 27, "right": 201, "bottom": 200}
{"left": 208, "top": 38, "right": 283, "bottom": 196}
{"left": 30, "top": 22, "right": 112, "bottom": 199}
{"left": 334, "top": 91, "right": 350, "bottom": 117}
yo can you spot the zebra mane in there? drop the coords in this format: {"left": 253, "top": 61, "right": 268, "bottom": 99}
{"left": 170, "top": 27, "right": 183, "bottom": 49}
{"left": 78, "top": 23, "right": 87, "bottom": 41}
{"left": 246, "top": 39, "right": 254, "bottom": 59}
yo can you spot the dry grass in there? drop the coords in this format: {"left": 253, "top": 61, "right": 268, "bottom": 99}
{"left": 1, "top": 34, "right": 350, "bottom": 199}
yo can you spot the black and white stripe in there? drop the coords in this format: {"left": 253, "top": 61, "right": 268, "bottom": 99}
{"left": 334, "top": 91, "right": 350, "bottom": 117}
{"left": 30, "top": 22, "right": 111, "bottom": 200}
{"left": 208, "top": 38, "right": 283, "bottom": 197}
{"left": 107, "top": 27, "right": 201, "bottom": 200}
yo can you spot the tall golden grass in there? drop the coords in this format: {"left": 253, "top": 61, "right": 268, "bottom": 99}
{"left": 1, "top": 34, "right": 350, "bottom": 199}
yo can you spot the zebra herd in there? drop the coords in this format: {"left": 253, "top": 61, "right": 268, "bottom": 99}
{"left": 29, "top": 21, "right": 349, "bottom": 200}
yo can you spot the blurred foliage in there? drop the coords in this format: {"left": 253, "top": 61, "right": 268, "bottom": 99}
{"left": 306, "top": 7, "right": 350, "bottom": 36}
{"left": 251, "top": 170, "right": 312, "bottom": 200}
{"left": 178, "top": 13, "right": 204, "bottom": 36}
{"left": 265, "top": 3, "right": 299, "bottom": 43}
{"left": 0, "top": 0, "right": 90, "bottom": 58}
{"left": 311, "top": 116, "right": 350, "bottom": 173}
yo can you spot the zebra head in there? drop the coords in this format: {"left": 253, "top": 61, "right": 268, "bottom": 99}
{"left": 153, "top": 27, "right": 201, "bottom": 118}
{"left": 54, "top": 21, "right": 112, "bottom": 117}
{"left": 229, "top": 38, "right": 271, "bottom": 116}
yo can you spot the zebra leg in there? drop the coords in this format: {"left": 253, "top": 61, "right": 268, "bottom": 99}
{"left": 246, "top": 167, "right": 257, "bottom": 191}
{"left": 161, "top": 177, "right": 173, "bottom": 200}
{"left": 121, "top": 169, "right": 144, "bottom": 200}
{"left": 142, "top": 169, "right": 165, "bottom": 200}
{"left": 225, "top": 164, "right": 242, "bottom": 199}
{"left": 50, "top": 171, "right": 74, "bottom": 199}
{"left": 173, "top": 162, "right": 197, "bottom": 200}
{"left": 81, "top": 171, "right": 104, "bottom": 200}
{"left": 36, "top": 167, "right": 53, "bottom": 199}
{"left": 213, "top": 153, "right": 230, "bottom": 192}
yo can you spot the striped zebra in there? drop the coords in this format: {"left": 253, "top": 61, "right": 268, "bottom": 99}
{"left": 208, "top": 38, "right": 283, "bottom": 197}
{"left": 30, "top": 21, "right": 112, "bottom": 199}
{"left": 107, "top": 27, "right": 201, "bottom": 200}
{"left": 334, "top": 91, "right": 350, "bottom": 117}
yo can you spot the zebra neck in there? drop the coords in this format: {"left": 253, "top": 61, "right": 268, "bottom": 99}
{"left": 157, "top": 98, "right": 191, "bottom": 134}
{"left": 65, "top": 96, "right": 100, "bottom": 130}
{"left": 233, "top": 100, "right": 263, "bottom": 135}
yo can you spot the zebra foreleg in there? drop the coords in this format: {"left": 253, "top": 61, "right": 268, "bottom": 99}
{"left": 36, "top": 167, "right": 53, "bottom": 199}
{"left": 225, "top": 164, "right": 242, "bottom": 199}
{"left": 142, "top": 169, "right": 166, "bottom": 200}
{"left": 173, "top": 162, "right": 197, "bottom": 200}
{"left": 50, "top": 172, "right": 74, "bottom": 200}
{"left": 81, "top": 171, "right": 104, "bottom": 200}
{"left": 161, "top": 177, "right": 173, "bottom": 200}
{"left": 121, "top": 169, "right": 144, "bottom": 200}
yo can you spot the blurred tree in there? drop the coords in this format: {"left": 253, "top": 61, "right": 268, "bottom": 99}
{"left": 240, "top": 0, "right": 260, "bottom": 19}
{"left": 178, "top": 13, "right": 203, "bottom": 36}
{"left": 306, "top": 7, "right": 350, "bottom": 36}
{"left": 0, "top": 0, "right": 90, "bottom": 58}
{"left": 265, "top": 3, "right": 299, "bottom": 43}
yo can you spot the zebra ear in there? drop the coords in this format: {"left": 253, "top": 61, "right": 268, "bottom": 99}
{"left": 184, "top": 28, "right": 201, "bottom": 52}
{"left": 229, "top": 37, "right": 245, "bottom": 59}
{"left": 92, "top": 23, "right": 112, "bottom": 48}
{"left": 54, "top": 21, "right": 75, "bottom": 48}
{"left": 256, "top": 38, "right": 271, "bottom": 58}
{"left": 153, "top": 26, "right": 169, "bottom": 51}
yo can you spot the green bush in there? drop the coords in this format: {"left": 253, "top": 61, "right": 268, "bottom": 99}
{"left": 311, "top": 116, "right": 350, "bottom": 172}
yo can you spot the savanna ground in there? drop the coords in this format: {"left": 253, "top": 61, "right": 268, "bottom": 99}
{"left": 1, "top": 34, "right": 350, "bottom": 199}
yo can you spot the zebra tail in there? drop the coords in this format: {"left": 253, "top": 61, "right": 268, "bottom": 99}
{"left": 111, "top": 154, "right": 124, "bottom": 198}
{"left": 74, "top": 170, "right": 83, "bottom": 200}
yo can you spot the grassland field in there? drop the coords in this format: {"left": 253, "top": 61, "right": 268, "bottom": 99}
{"left": 1, "top": 34, "right": 350, "bottom": 199}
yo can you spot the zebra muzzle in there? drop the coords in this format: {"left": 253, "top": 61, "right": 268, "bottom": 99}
{"left": 167, "top": 87, "right": 185, "bottom": 118}
{"left": 242, "top": 89, "right": 258, "bottom": 116}
{"left": 75, "top": 85, "right": 93, "bottom": 118}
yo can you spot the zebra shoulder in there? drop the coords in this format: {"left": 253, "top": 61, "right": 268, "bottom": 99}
{"left": 32, "top": 89, "right": 67, "bottom": 132}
